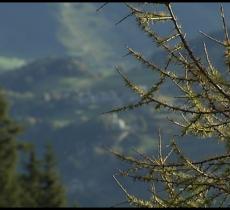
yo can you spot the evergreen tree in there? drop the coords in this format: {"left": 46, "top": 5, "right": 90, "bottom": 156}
{"left": 20, "top": 146, "right": 43, "bottom": 207}
{"left": 20, "top": 145, "right": 68, "bottom": 207}
{"left": 101, "top": 2, "right": 230, "bottom": 208}
{"left": 40, "top": 144, "right": 67, "bottom": 207}
{"left": 0, "top": 90, "right": 22, "bottom": 207}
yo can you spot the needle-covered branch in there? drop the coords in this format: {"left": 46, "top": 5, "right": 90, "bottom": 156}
{"left": 99, "top": 2, "right": 230, "bottom": 207}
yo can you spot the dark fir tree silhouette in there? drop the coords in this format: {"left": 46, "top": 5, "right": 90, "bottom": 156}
{"left": 0, "top": 90, "right": 22, "bottom": 207}
{"left": 40, "top": 144, "right": 67, "bottom": 207}
{"left": 20, "top": 147, "right": 43, "bottom": 207}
